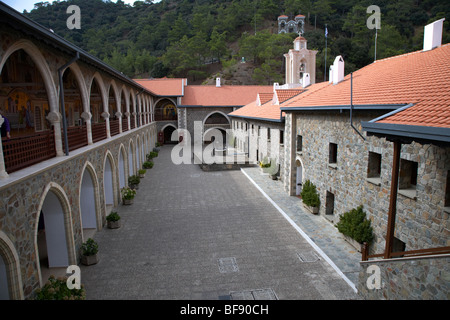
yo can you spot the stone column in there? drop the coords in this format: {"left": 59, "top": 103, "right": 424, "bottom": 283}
{"left": 0, "top": 116, "right": 9, "bottom": 178}
{"left": 81, "top": 111, "right": 92, "bottom": 145}
{"left": 117, "top": 111, "right": 122, "bottom": 133}
{"left": 284, "top": 112, "right": 297, "bottom": 195}
{"left": 102, "top": 112, "right": 111, "bottom": 138}
{"left": 47, "top": 111, "right": 64, "bottom": 156}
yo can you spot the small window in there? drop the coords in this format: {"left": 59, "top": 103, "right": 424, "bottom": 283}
{"left": 367, "top": 152, "right": 382, "bottom": 178}
{"left": 296, "top": 135, "right": 303, "bottom": 152}
{"left": 258, "top": 126, "right": 260, "bottom": 136}
{"left": 280, "top": 130, "right": 284, "bottom": 145}
{"left": 245, "top": 123, "right": 248, "bottom": 131}
{"left": 399, "top": 159, "right": 418, "bottom": 190}
{"left": 267, "top": 128, "right": 271, "bottom": 141}
{"left": 329, "top": 143, "right": 338, "bottom": 164}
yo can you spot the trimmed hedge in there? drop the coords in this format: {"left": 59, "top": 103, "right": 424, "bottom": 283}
{"left": 336, "top": 205, "right": 374, "bottom": 244}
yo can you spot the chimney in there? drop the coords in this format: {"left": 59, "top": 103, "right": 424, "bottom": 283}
{"left": 216, "top": 77, "right": 221, "bottom": 87}
{"left": 423, "top": 18, "right": 445, "bottom": 51}
{"left": 302, "top": 73, "right": 310, "bottom": 88}
{"left": 329, "top": 66, "right": 333, "bottom": 83}
{"left": 332, "top": 56, "right": 344, "bottom": 85}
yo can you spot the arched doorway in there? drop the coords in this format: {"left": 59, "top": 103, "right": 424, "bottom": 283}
{"left": 118, "top": 146, "right": 126, "bottom": 189}
{"left": 296, "top": 158, "right": 304, "bottom": 196}
{"left": 0, "top": 232, "right": 23, "bottom": 300}
{"left": 162, "top": 124, "right": 177, "bottom": 144}
{"left": 80, "top": 164, "right": 100, "bottom": 239}
{"left": 203, "top": 112, "right": 230, "bottom": 145}
{"left": 36, "top": 185, "right": 75, "bottom": 284}
{"left": 128, "top": 141, "right": 134, "bottom": 176}
{"left": 103, "top": 152, "right": 116, "bottom": 213}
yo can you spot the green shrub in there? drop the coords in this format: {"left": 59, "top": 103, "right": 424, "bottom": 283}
{"left": 128, "top": 174, "right": 140, "bottom": 186}
{"left": 35, "top": 275, "right": 85, "bottom": 300}
{"left": 300, "top": 180, "right": 320, "bottom": 208}
{"left": 81, "top": 238, "right": 98, "bottom": 256}
{"left": 336, "top": 205, "right": 374, "bottom": 244}
{"left": 147, "top": 151, "right": 158, "bottom": 159}
{"left": 106, "top": 211, "right": 120, "bottom": 222}
{"left": 143, "top": 161, "right": 154, "bottom": 169}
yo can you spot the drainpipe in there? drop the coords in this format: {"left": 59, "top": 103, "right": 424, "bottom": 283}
{"left": 350, "top": 73, "right": 366, "bottom": 141}
{"left": 58, "top": 52, "right": 80, "bottom": 156}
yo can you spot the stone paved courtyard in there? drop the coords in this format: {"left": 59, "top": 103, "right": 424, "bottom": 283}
{"left": 80, "top": 145, "right": 359, "bottom": 300}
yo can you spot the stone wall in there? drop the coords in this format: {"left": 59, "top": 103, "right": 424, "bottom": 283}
{"left": 231, "top": 118, "right": 285, "bottom": 180}
{"left": 283, "top": 110, "right": 450, "bottom": 255}
{"left": 0, "top": 123, "right": 156, "bottom": 299}
{"left": 358, "top": 254, "right": 450, "bottom": 299}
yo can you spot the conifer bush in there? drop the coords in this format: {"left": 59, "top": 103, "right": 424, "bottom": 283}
{"left": 336, "top": 205, "right": 374, "bottom": 244}
{"left": 300, "top": 180, "right": 320, "bottom": 208}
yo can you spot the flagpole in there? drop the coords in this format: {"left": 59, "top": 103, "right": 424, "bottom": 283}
{"left": 324, "top": 24, "right": 327, "bottom": 82}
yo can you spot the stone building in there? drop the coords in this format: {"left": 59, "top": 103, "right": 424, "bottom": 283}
{"left": 280, "top": 19, "right": 449, "bottom": 299}
{"left": 0, "top": 3, "right": 158, "bottom": 299}
{"left": 278, "top": 14, "right": 305, "bottom": 35}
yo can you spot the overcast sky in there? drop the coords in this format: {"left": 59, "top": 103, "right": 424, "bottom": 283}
{"left": 2, "top": 1, "right": 157, "bottom": 13}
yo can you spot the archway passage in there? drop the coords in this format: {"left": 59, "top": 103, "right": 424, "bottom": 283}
{"left": 296, "top": 159, "right": 303, "bottom": 196}
{"left": 37, "top": 189, "right": 70, "bottom": 284}
{"left": 80, "top": 168, "right": 98, "bottom": 239}
{"left": 104, "top": 155, "right": 115, "bottom": 214}
{"left": 163, "top": 126, "right": 177, "bottom": 144}
{"left": 0, "top": 49, "right": 56, "bottom": 173}
{"left": 118, "top": 147, "right": 126, "bottom": 189}
{"left": 108, "top": 85, "right": 119, "bottom": 136}
{"left": 90, "top": 78, "right": 107, "bottom": 142}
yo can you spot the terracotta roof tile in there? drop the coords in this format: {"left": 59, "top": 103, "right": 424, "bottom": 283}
{"left": 180, "top": 85, "right": 273, "bottom": 107}
{"left": 282, "top": 44, "right": 450, "bottom": 128}
{"left": 133, "top": 78, "right": 186, "bottom": 96}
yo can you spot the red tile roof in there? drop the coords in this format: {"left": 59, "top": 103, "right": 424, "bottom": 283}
{"left": 229, "top": 88, "right": 304, "bottom": 121}
{"left": 180, "top": 85, "right": 273, "bottom": 107}
{"left": 282, "top": 44, "right": 450, "bottom": 128}
{"left": 133, "top": 78, "right": 186, "bottom": 96}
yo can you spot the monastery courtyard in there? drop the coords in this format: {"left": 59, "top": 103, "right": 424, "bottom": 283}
{"left": 79, "top": 145, "right": 359, "bottom": 300}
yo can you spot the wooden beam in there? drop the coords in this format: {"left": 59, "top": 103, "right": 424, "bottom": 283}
{"left": 384, "top": 139, "right": 401, "bottom": 259}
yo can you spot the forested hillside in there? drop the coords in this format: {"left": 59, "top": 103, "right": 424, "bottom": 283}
{"left": 26, "top": 0, "right": 449, "bottom": 84}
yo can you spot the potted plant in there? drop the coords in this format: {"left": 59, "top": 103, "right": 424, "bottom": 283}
{"left": 300, "top": 180, "right": 320, "bottom": 214}
{"left": 121, "top": 187, "right": 136, "bottom": 205}
{"left": 35, "top": 275, "right": 86, "bottom": 300}
{"left": 106, "top": 211, "right": 121, "bottom": 229}
{"left": 336, "top": 205, "right": 374, "bottom": 252}
{"left": 128, "top": 174, "right": 140, "bottom": 190}
{"left": 81, "top": 238, "right": 99, "bottom": 266}
{"left": 143, "top": 161, "right": 154, "bottom": 169}
{"left": 138, "top": 169, "right": 146, "bottom": 178}
{"left": 148, "top": 151, "right": 159, "bottom": 159}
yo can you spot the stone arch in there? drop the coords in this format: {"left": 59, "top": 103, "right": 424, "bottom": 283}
{"left": 160, "top": 123, "right": 178, "bottom": 144}
{"left": 0, "top": 39, "right": 58, "bottom": 115}
{"left": 118, "top": 144, "right": 127, "bottom": 189}
{"left": 103, "top": 150, "right": 118, "bottom": 211}
{"left": 0, "top": 231, "right": 24, "bottom": 300}
{"left": 34, "top": 182, "right": 76, "bottom": 286}
{"left": 154, "top": 97, "right": 177, "bottom": 121}
{"left": 128, "top": 138, "right": 135, "bottom": 176}
{"left": 202, "top": 111, "right": 231, "bottom": 126}
{"left": 203, "top": 127, "right": 227, "bottom": 146}
{"left": 79, "top": 161, "right": 103, "bottom": 238}
{"left": 295, "top": 157, "right": 305, "bottom": 196}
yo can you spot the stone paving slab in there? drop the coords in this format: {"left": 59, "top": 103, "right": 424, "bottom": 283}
{"left": 241, "top": 168, "right": 362, "bottom": 288}
{"left": 80, "top": 146, "right": 359, "bottom": 300}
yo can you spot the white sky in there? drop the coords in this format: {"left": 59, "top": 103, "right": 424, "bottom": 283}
{"left": 2, "top": 1, "right": 157, "bottom": 13}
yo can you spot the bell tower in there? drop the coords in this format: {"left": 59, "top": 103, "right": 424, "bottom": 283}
{"left": 284, "top": 36, "right": 317, "bottom": 87}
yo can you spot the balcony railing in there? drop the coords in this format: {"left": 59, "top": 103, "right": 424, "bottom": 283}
{"left": 65, "top": 125, "right": 88, "bottom": 152}
{"left": 92, "top": 122, "right": 107, "bottom": 143}
{"left": 110, "top": 119, "right": 120, "bottom": 136}
{"left": 2, "top": 130, "right": 56, "bottom": 174}
{"left": 122, "top": 118, "right": 129, "bottom": 132}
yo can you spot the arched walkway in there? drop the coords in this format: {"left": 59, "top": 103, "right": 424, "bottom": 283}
{"left": 295, "top": 158, "right": 304, "bottom": 196}
{"left": 161, "top": 124, "right": 177, "bottom": 144}
{"left": 0, "top": 231, "right": 24, "bottom": 300}
{"left": 80, "top": 163, "right": 101, "bottom": 239}
{"left": 103, "top": 151, "right": 117, "bottom": 213}
{"left": 35, "top": 183, "right": 76, "bottom": 285}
